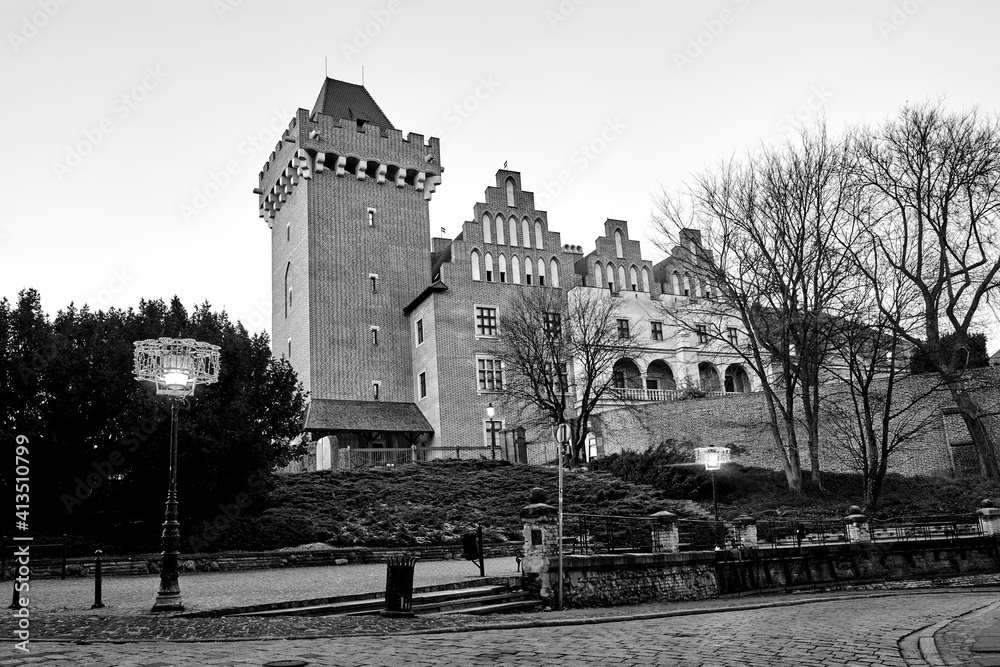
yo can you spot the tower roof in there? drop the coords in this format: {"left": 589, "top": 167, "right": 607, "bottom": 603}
{"left": 311, "top": 78, "right": 394, "bottom": 130}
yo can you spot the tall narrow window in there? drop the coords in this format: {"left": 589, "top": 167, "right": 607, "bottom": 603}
{"left": 672, "top": 271, "right": 681, "bottom": 295}
{"left": 371, "top": 326, "right": 379, "bottom": 346}
{"left": 287, "top": 338, "right": 291, "bottom": 358}
{"left": 485, "top": 253, "right": 494, "bottom": 282}
{"left": 641, "top": 267, "right": 650, "bottom": 292}
{"left": 606, "top": 264, "right": 615, "bottom": 291}
{"left": 535, "top": 220, "right": 544, "bottom": 249}
{"left": 696, "top": 325, "right": 709, "bottom": 344}
{"left": 495, "top": 216, "right": 505, "bottom": 244}
{"left": 537, "top": 258, "right": 546, "bottom": 287}
{"left": 629, "top": 266, "right": 638, "bottom": 291}
{"left": 508, "top": 217, "right": 518, "bottom": 246}
{"left": 286, "top": 222, "right": 290, "bottom": 242}
{"left": 683, "top": 273, "right": 691, "bottom": 297}
{"left": 727, "top": 327, "right": 739, "bottom": 346}
{"left": 550, "top": 258, "right": 560, "bottom": 288}
{"left": 522, "top": 218, "right": 531, "bottom": 248}
{"left": 418, "top": 372, "right": 427, "bottom": 399}
{"left": 651, "top": 321, "right": 664, "bottom": 340}
{"left": 506, "top": 178, "right": 515, "bottom": 206}
{"left": 511, "top": 255, "right": 521, "bottom": 284}
{"left": 618, "top": 266, "right": 626, "bottom": 293}
{"left": 288, "top": 286, "right": 293, "bottom": 307}
{"left": 284, "top": 262, "right": 291, "bottom": 318}
{"left": 416, "top": 319, "right": 424, "bottom": 346}
{"left": 370, "top": 273, "right": 378, "bottom": 293}
{"left": 525, "top": 256, "right": 533, "bottom": 285}
{"left": 594, "top": 262, "right": 603, "bottom": 288}
{"left": 482, "top": 213, "right": 492, "bottom": 243}
{"left": 471, "top": 250, "right": 482, "bottom": 281}
{"left": 614, "top": 229, "right": 624, "bottom": 258}
{"left": 498, "top": 254, "right": 507, "bottom": 283}
{"left": 367, "top": 207, "right": 376, "bottom": 226}
{"left": 372, "top": 381, "right": 381, "bottom": 400}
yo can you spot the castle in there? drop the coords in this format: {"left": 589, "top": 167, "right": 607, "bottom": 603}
{"left": 259, "top": 78, "right": 755, "bottom": 469}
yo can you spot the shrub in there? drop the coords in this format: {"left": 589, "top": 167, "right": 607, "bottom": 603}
{"left": 589, "top": 440, "right": 709, "bottom": 498}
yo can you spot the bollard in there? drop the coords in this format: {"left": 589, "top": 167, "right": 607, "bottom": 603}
{"left": 8, "top": 579, "right": 20, "bottom": 610}
{"left": 92, "top": 550, "right": 105, "bottom": 609}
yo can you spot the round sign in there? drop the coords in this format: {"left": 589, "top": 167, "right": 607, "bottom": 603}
{"left": 555, "top": 423, "right": 570, "bottom": 444}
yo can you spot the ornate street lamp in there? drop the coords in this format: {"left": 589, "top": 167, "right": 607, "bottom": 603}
{"left": 133, "top": 337, "right": 220, "bottom": 612}
{"left": 694, "top": 446, "right": 731, "bottom": 522}
{"left": 486, "top": 403, "right": 498, "bottom": 460}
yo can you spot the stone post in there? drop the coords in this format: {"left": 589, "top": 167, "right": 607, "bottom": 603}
{"left": 733, "top": 514, "right": 757, "bottom": 548}
{"left": 977, "top": 499, "right": 1000, "bottom": 536}
{"left": 650, "top": 511, "right": 679, "bottom": 553}
{"left": 520, "top": 487, "right": 559, "bottom": 599}
{"left": 844, "top": 505, "right": 871, "bottom": 544}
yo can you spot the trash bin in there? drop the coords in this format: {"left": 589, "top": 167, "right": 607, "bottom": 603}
{"left": 381, "top": 554, "right": 418, "bottom": 618}
{"left": 461, "top": 532, "right": 480, "bottom": 561}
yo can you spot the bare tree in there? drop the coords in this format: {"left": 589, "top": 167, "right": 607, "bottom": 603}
{"left": 491, "top": 287, "right": 644, "bottom": 465}
{"left": 652, "top": 126, "right": 857, "bottom": 493}
{"left": 850, "top": 101, "right": 1000, "bottom": 478}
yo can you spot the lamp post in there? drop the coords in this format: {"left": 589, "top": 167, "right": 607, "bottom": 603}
{"left": 133, "top": 337, "right": 220, "bottom": 612}
{"left": 694, "top": 446, "right": 731, "bottom": 522}
{"left": 486, "top": 403, "right": 497, "bottom": 460}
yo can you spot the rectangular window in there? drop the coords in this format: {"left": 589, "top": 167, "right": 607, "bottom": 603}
{"left": 546, "top": 362, "right": 570, "bottom": 391}
{"left": 475, "top": 306, "right": 498, "bottom": 337}
{"left": 697, "top": 325, "right": 709, "bottom": 344}
{"left": 617, "top": 318, "right": 630, "bottom": 339}
{"left": 372, "top": 381, "right": 380, "bottom": 400}
{"left": 367, "top": 207, "right": 376, "bottom": 226}
{"left": 371, "top": 327, "right": 379, "bottom": 346}
{"left": 416, "top": 319, "right": 424, "bottom": 346}
{"left": 651, "top": 321, "right": 663, "bottom": 341}
{"left": 477, "top": 357, "right": 504, "bottom": 392}
{"left": 369, "top": 273, "right": 378, "bottom": 294}
{"left": 727, "top": 327, "right": 738, "bottom": 346}
{"left": 543, "top": 312, "right": 561, "bottom": 339}
{"left": 418, "top": 371, "right": 427, "bottom": 399}
{"left": 484, "top": 418, "right": 504, "bottom": 448}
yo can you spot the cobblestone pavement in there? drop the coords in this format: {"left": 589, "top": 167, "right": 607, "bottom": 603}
{"left": 4, "top": 590, "right": 998, "bottom": 666}
{"left": 932, "top": 598, "right": 1000, "bottom": 665}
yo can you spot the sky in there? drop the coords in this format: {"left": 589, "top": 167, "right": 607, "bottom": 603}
{"left": 3, "top": 0, "right": 1000, "bottom": 350}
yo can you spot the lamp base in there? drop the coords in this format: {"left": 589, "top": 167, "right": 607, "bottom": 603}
{"left": 151, "top": 592, "right": 184, "bottom": 612}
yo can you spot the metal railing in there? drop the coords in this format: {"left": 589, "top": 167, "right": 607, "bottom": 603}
{"left": 869, "top": 514, "right": 982, "bottom": 543}
{"left": 755, "top": 520, "right": 850, "bottom": 549}
{"left": 341, "top": 446, "right": 429, "bottom": 469}
{"left": 606, "top": 388, "right": 739, "bottom": 402}
{"left": 678, "top": 519, "right": 730, "bottom": 551}
{"left": 562, "top": 513, "right": 661, "bottom": 554}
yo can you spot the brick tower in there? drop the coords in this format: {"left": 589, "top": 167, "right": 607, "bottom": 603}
{"left": 258, "top": 78, "right": 442, "bottom": 405}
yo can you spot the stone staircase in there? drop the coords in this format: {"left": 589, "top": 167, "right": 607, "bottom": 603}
{"left": 197, "top": 578, "right": 541, "bottom": 618}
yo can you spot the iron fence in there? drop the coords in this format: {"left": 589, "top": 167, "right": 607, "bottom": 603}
{"left": 678, "top": 519, "right": 730, "bottom": 551}
{"left": 869, "top": 514, "right": 982, "bottom": 543}
{"left": 562, "top": 513, "right": 662, "bottom": 554}
{"left": 755, "top": 520, "right": 850, "bottom": 549}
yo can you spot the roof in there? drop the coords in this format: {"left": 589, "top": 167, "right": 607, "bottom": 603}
{"left": 311, "top": 78, "right": 394, "bottom": 130}
{"left": 403, "top": 280, "right": 448, "bottom": 315}
{"left": 304, "top": 399, "right": 433, "bottom": 434}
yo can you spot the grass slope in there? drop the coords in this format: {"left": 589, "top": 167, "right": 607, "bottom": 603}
{"left": 216, "top": 460, "right": 699, "bottom": 552}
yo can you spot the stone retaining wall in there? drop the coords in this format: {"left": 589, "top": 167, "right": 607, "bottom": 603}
{"left": 544, "top": 537, "right": 1000, "bottom": 607}
{"left": 14, "top": 542, "right": 521, "bottom": 580}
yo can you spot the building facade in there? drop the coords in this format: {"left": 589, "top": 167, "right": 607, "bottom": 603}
{"left": 259, "top": 79, "right": 754, "bottom": 468}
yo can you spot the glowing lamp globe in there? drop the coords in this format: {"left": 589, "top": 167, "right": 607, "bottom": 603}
{"left": 694, "top": 446, "right": 731, "bottom": 471}
{"left": 134, "top": 337, "right": 221, "bottom": 397}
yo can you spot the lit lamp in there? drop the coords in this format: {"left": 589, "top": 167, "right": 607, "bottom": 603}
{"left": 133, "top": 337, "right": 220, "bottom": 612}
{"left": 486, "top": 403, "right": 497, "bottom": 460}
{"left": 694, "top": 446, "right": 731, "bottom": 522}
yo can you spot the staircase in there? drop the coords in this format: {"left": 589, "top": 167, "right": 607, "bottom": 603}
{"left": 219, "top": 580, "right": 541, "bottom": 618}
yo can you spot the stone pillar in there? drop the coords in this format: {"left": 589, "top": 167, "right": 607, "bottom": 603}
{"left": 977, "top": 499, "right": 1000, "bottom": 536}
{"left": 844, "top": 505, "right": 870, "bottom": 543}
{"left": 650, "top": 511, "right": 679, "bottom": 553}
{"left": 733, "top": 514, "right": 757, "bottom": 548}
{"left": 520, "top": 488, "right": 559, "bottom": 598}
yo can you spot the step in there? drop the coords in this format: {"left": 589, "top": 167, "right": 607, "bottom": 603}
{"left": 435, "top": 599, "right": 544, "bottom": 615}
{"left": 232, "top": 585, "right": 509, "bottom": 617}
{"left": 411, "top": 591, "right": 531, "bottom": 614}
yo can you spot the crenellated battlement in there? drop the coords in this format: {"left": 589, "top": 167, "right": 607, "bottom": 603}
{"left": 256, "top": 108, "right": 443, "bottom": 226}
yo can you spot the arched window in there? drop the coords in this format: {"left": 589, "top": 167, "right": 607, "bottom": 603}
{"left": 522, "top": 218, "right": 531, "bottom": 248}
{"left": 537, "top": 258, "right": 547, "bottom": 287}
{"left": 618, "top": 266, "right": 626, "bottom": 292}
{"left": 525, "top": 255, "right": 533, "bottom": 285}
{"left": 606, "top": 263, "right": 616, "bottom": 291}
{"left": 284, "top": 262, "right": 291, "bottom": 318}
{"left": 485, "top": 252, "right": 494, "bottom": 282}
{"left": 614, "top": 229, "right": 624, "bottom": 258}
{"left": 641, "top": 267, "right": 650, "bottom": 292}
{"left": 508, "top": 217, "right": 518, "bottom": 246}
{"left": 683, "top": 273, "right": 691, "bottom": 297}
{"left": 498, "top": 254, "right": 507, "bottom": 283}
{"left": 482, "top": 213, "right": 492, "bottom": 243}
{"left": 629, "top": 266, "right": 638, "bottom": 291}
{"left": 471, "top": 250, "right": 482, "bottom": 281}
{"left": 495, "top": 216, "right": 505, "bottom": 244}
{"left": 511, "top": 255, "right": 521, "bottom": 284}
{"left": 671, "top": 271, "right": 681, "bottom": 295}
{"left": 594, "top": 261, "right": 603, "bottom": 288}
{"left": 535, "top": 220, "right": 544, "bottom": 249}
{"left": 505, "top": 178, "right": 515, "bottom": 206}
{"left": 550, "top": 258, "right": 560, "bottom": 288}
